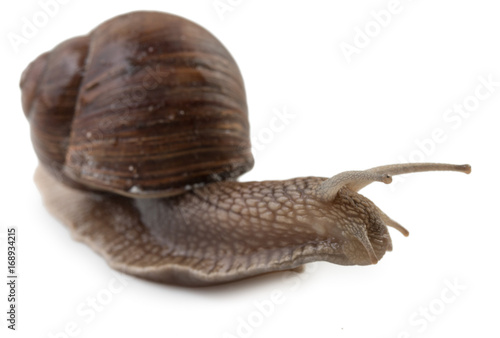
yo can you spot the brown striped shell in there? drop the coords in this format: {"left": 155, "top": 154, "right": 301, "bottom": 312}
{"left": 20, "top": 11, "right": 253, "bottom": 198}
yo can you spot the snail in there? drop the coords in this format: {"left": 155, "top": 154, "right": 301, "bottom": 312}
{"left": 20, "top": 11, "right": 471, "bottom": 286}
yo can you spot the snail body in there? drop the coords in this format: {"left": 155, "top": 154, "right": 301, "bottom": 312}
{"left": 22, "top": 11, "right": 470, "bottom": 286}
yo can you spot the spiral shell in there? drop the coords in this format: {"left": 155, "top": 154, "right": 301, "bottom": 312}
{"left": 21, "top": 11, "right": 253, "bottom": 197}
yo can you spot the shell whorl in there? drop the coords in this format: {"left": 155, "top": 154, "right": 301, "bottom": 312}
{"left": 21, "top": 11, "right": 254, "bottom": 198}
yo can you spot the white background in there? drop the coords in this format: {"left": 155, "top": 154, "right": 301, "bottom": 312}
{"left": 1, "top": 0, "right": 499, "bottom": 337}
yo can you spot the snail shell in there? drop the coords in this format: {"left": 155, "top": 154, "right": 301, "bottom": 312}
{"left": 21, "top": 11, "right": 253, "bottom": 198}
{"left": 21, "top": 11, "right": 471, "bottom": 286}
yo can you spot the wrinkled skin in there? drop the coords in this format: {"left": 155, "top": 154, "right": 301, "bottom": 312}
{"left": 35, "top": 163, "right": 469, "bottom": 286}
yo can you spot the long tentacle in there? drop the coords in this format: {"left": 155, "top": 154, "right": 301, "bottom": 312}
{"left": 349, "top": 163, "right": 471, "bottom": 191}
{"left": 316, "top": 163, "right": 471, "bottom": 201}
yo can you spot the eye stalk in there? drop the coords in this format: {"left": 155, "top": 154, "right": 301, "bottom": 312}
{"left": 316, "top": 162, "right": 471, "bottom": 201}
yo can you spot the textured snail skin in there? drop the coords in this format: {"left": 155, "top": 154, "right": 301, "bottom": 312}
{"left": 37, "top": 166, "right": 374, "bottom": 286}
{"left": 34, "top": 163, "right": 470, "bottom": 286}
{"left": 23, "top": 11, "right": 471, "bottom": 286}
